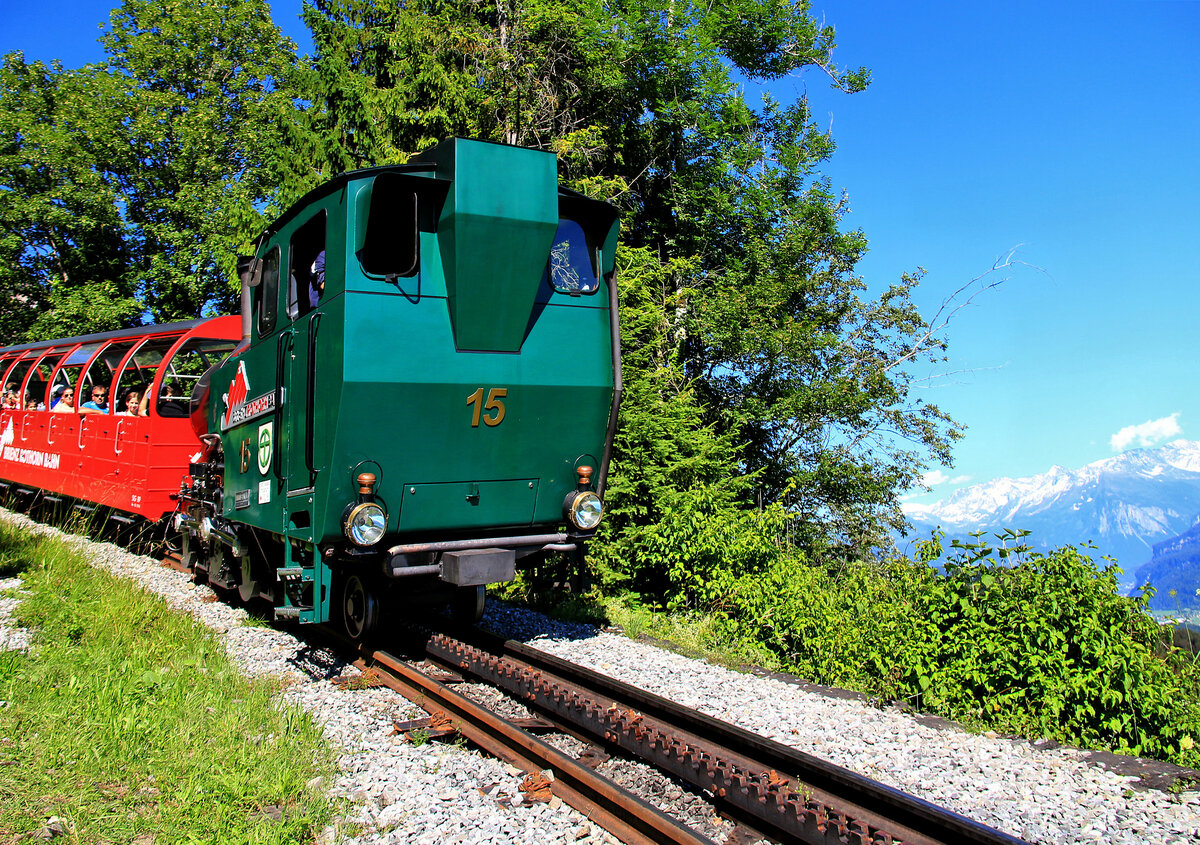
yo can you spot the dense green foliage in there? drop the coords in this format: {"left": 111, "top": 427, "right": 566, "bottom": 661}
{"left": 700, "top": 533, "right": 1200, "bottom": 768}
{"left": 0, "top": 520, "right": 335, "bottom": 841}
{"left": 0, "top": 0, "right": 297, "bottom": 333}
{"left": 2, "top": 0, "right": 956, "bottom": 558}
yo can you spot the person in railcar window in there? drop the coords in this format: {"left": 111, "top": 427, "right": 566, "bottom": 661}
{"left": 137, "top": 382, "right": 185, "bottom": 417}
{"left": 116, "top": 389, "right": 140, "bottom": 416}
{"left": 80, "top": 386, "right": 109, "bottom": 414}
{"left": 51, "top": 388, "right": 75, "bottom": 412}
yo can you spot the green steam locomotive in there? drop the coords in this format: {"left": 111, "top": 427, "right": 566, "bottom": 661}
{"left": 177, "top": 138, "right": 621, "bottom": 638}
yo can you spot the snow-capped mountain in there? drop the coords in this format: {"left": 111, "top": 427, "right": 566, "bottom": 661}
{"left": 903, "top": 440, "right": 1200, "bottom": 570}
{"left": 1131, "top": 518, "right": 1200, "bottom": 610}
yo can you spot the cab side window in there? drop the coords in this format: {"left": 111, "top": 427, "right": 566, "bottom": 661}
{"left": 287, "top": 212, "right": 327, "bottom": 320}
{"left": 359, "top": 173, "right": 418, "bottom": 279}
{"left": 257, "top": 247, "right": 280, "bottom": 338}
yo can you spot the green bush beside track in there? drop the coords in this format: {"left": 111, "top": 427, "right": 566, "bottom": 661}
{"left": 587, "top": 507, "right": 1200, "bottom": 770}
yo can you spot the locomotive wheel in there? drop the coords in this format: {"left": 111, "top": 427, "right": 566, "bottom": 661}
{"left": 451, "top": 585, "right": 486, "bottom": 625}
{"left": 236, "top": 555, "right": 259, "bottom": 603}
{"left": 341, "top": 574, "right": 380, "bottom": 641}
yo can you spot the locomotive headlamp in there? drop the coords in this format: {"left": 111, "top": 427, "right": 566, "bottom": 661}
{"left": 565, "top": 490, "right": 603, "bottom": 530}
{"left": 344, "top": 502, "right": 387, "bottom": 546}
{"left": 344, "top": 471, "right": 386, "bottom": 546}
{"left": 564, "top": 464, "right": 602, "bottom": 531}
{"left": 561, "top": 489, "right": 600, "bottom": 528}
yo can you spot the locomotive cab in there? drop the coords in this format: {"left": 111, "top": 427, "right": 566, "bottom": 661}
{"left": 188, "top": 138, "right": 620, "bottom": 636}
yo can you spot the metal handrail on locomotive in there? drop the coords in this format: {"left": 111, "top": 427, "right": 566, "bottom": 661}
{"left": 0, "top": 138, "right": 622, "bottom": 638}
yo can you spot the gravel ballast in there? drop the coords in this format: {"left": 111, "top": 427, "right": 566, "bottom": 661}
{"left": 1, "top": 508, "right": 1198, "bottom": 845}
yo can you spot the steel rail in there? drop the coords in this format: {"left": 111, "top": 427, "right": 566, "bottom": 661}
{"left": 426, "top": 631, "right": 1028, "bottom": 845}
{"left": 357, "top": 646, "right": 714, "bottom": 845}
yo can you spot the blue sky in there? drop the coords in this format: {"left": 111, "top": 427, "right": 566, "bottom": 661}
{"left": 3, "top": 0, "right": 1198, "bottom": 504}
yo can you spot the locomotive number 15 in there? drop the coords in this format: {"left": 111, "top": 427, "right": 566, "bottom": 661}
{"left": 466, "top": 387, "right": 507, "bottom": 427}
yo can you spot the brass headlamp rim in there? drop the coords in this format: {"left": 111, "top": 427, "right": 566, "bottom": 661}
{"left": 343, "top": 501, "right": 387, "bottom": 545}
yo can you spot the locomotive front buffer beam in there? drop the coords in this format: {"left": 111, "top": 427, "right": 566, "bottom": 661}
{"left": 385, "top": 533, "right": 580, "bottom": 586}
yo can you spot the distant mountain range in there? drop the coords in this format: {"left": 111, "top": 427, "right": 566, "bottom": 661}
{"left": 902, "top": 440, "right": 1200, "bottom": 608}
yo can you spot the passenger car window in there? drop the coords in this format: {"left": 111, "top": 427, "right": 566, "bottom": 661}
{"left": 113, "top": 336, "right": 180, "bottom": 417}
{"left": 158, "top": 337, "right": 237, "bottom": 416}
{"left": 54, "top": 342, "right": 103, "bottom": 406}
{"left": 82, "top": 340, "right": 138, "bottom": 413}
{"left": 548, "top": 219, "right": 599, "bottom": 295}
{"left": 28, "top": 347, "right": 72, "bottom": 409}
{"left": 1, "top": 355, "right": 19, "bottom": 407}
{"left": 5, "top": 352, "right": 41, "bottom": 409}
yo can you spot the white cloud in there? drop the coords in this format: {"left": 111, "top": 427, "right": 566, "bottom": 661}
{"left": 922, "top": 470, "right": 972, "bottom": 487}
{"left": 1110, "top": 413, "right": 1182, "bottom": 451}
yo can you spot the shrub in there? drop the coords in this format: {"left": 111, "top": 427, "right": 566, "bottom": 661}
{"left": 710, "top": 533, "right": 1200, "bottom": 767}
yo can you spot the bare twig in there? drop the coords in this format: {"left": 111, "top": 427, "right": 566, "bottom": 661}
{"left": 885, "top": 246, "right": 1040, "bottom": 372}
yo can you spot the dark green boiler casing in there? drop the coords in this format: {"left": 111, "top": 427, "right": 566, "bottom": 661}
{"left": 204, "top": 139, "right": 619, "bottom": 620}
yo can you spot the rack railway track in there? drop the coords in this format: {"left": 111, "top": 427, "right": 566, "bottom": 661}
{"left": 343, "top": 626, "right": 1028, "bottom": 845}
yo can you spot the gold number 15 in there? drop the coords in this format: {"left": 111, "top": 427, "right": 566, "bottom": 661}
{"left": 466, "top": 387, "right": 507, "bottom": 427}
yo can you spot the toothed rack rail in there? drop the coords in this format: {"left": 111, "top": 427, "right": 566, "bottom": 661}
{"left": 354, "top": 625, "right": 1027, "bottom": 845}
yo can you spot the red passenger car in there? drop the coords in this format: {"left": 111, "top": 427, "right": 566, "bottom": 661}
{"left": 0, "top": 317, "right": 241, "bottom": 523}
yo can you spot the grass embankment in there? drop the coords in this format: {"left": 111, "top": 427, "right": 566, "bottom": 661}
{"left": 0, "top": 519, "right": 336, "bottom": 843}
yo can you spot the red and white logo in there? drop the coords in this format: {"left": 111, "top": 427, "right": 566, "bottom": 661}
{"left": 0, "top": 419, "right": 13, "bottom": 454}
{"left": 224, "top": 361, "right": 250, "bottom": 428}
{"left": 221, "top": 360, "right": 276, "bottom": 431}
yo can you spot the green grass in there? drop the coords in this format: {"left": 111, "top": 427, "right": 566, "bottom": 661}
{"left": 0, "top": 519, "right": 337, "bottom": 843}
{"left": 499, "top": 574, "right": 781, "bottom": 673}
{"left": 602, "top": 596, "right": 784, "bottom": 671}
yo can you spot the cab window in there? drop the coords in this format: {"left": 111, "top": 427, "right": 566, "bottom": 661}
{"left": 359, "top": 173, "right": 418, "bottom": 278}
{"left": 547, "top": 219, "right": 599, "bottom": 295}
{"left": 287, "top": 212, "right": 327, "bottom": 320}
{"left": 257, "top": 247, "right": 280, "bottom": 338}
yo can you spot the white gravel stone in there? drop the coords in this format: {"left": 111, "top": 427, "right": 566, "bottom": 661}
{"left": 0, "top": 575, "right": 31, "bottom": 652}
{"left": 479, "top": 603, "right": 1200, "bottom": 845}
